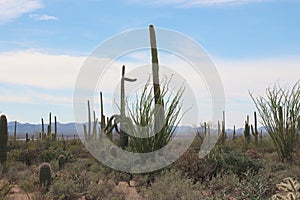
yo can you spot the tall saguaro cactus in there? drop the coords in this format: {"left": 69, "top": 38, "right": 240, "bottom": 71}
{"left": 0, "top": 115, "right": 8, "bottom": 174}
{"left": 41, "top": 118, "right": 45, "bottom": 139}
{"left": 83, "top": 100, "right": 98, "bottom": 141}
{"left": 149, "top": 24, "right": 165, "bottom": 139}
{"left": 244, "top": 115, "right": 251, "bottom": 148}
{"left": 14, "top": 120, "right": 17, "bottom": 146}
{"left": 251, "top": 111, "right": 259, "bottom": 147}
{"left": 221, "top": 111, "right": 226, "bottom": 145}
{"left": 119, "top": 65, "right": 137, "bottom": 148}
{"left": 47, "top": 112, "right": 52, "bottom": 137}
{"left": 54, "top": 116, "right": 57, "bottom": 140}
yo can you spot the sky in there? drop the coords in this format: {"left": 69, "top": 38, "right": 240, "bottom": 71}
{"left": 0, "top": 0, "right": 299, "bottom": 129}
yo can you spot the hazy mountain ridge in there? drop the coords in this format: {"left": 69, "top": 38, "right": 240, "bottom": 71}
{"left": 8, "top": 121, "right": 268, "bottom": 138}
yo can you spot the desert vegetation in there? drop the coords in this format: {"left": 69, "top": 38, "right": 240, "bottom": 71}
{"left": 0, "top": 25, "right": 299, "bottom": 200}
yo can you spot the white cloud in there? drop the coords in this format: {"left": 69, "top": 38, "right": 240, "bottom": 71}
{"left": 129, "top": 0, "right": 267, "bottom": 7}
{"left": 0, "top": 50, "right": 85, "bottom": 89}
{"left": 0, "top": 49, "right": 299, "bottom": 127}
{"left": 0, "top": 0, "right": 42, "bottom": 24}
{"left": 29, "top": 14, "right": 58, "bottom": 21}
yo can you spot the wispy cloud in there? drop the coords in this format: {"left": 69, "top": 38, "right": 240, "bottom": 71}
{"left": 29, "top": 14, "right": 59, "bottom": 21}
{"left": 0, "top": 0, "right": 42, "bottom": 24}
{"left": 128, "top": 0, "right": 267, "bottom": 7}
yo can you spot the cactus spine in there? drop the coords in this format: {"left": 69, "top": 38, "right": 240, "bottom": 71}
{"left": 39, "top": 162, "right": 51, "bottom": 188}
{"left": 0, "top": 115, "right": 8, "bottom": 174}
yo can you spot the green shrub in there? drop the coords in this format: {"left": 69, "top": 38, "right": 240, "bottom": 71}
{"left": 87, "top": 181, "right": 125, "bottom": 200}
{"left": 47, "top": 179, "right": 77, "bottom": 200}
{"left": 143, "top": 169, "right": 201, "bottom": 199}
{"left": 237, "top": 170, "right": 269, "bottom": 200}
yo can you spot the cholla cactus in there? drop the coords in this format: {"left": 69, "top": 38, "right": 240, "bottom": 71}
{"left": 272, "top": 177, "right": 300, "bottom": 200}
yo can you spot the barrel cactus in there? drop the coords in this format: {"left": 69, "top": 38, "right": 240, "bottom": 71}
{"left": 39, "top": 162, "right": 51, "bottom": 188}
{"left": 58, "top": 154, "right": 66, "bottom": 170}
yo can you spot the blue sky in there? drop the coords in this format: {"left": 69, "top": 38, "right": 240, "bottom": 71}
{"left": 0, "top": 0, "right": 300, "bottom": 128}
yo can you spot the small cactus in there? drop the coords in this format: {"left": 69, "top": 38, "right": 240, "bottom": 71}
{"left": 272, "top": 177, "right": 300, "bottom": 200}
{"left": 39, "top": 162, "right": 51, "bottom": 188}
{"left": 58, "top": 155, "right": 66, "bottom": 170}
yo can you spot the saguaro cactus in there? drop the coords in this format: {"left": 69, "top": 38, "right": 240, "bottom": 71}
{"left": 251, "top": 111, "right": 259, "bottom": 147}
{"left": 119, "top": 65, "right": 137, "bottom": 149}
{"left": 47, "top": 112, "right": 52, "bottom": 137}
{"left": 54, "top": 116, "right": 57, "bottom": 140}
{"left": 149, "top": 25, "right": 165, "bottom": 138}
{"left": 14, "top": 120, "right": 17, "bottom": 145}
{"left": 221, "top": 111, "right": 226, "bottom": 145}
{"left": 233, "top": 125, "right": 236, "bottom": 140}
{"left": 41, "top": 118, "right": 45, "bottom": 139}
{"left": 0, "top": 115, "right": 8, "bottom": 174}
{"left": 244, "top": 115, "right": 251, "bottom": 148}
{"left": 100, "top": 92, "right": 106, "bottom": 137}
{"left": 83, "top": 100, "right": 98, "bottom": 141}
{"left": 39, "top": 162, "right": 51, "bottom": 188}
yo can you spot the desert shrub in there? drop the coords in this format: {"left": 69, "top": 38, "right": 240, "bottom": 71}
{"left": 47, "top": 179, "right": 77, "bottom": 200}
{"left": 173, "top": 149, "right": 214, "bottom": 183}
{"left": 87, "top": 181, "right": 125, "bottom": 200}
{"left": 143, "top": 169, "right": 201, "bottom": 199}
{"left": 221, "top": 150, "right": 263, "bottom": 178}
{"left": 237, "top": 170, "right": 269, "bottom": 200}
{"left": 18, "top": 148, "right": 41, "bottom": 165}
{"left": 6, "top": 161, "right": 30, "bottom": 182}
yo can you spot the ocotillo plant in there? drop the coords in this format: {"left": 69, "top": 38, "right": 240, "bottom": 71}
{"left": 0, "top": 115, "right": 8, "bottom": 174}
{"left": 39, "top": 162, "right": 51, "bottom": 189}
{"left": 119, "top": 65, "right": 137, "bottom": 149}
{"left": 244, "top": 115, "right": 251, "bottom": 148}
{"left": 251, "top": 111, "right": 259, "bottom": 147}
{"left": 149, "top": 25, "right": 165, "bottom": 139}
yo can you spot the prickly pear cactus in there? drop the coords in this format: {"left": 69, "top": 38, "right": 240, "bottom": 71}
{"left": 39, "top": 162, "right": 51, "bottom": 188}
{"left": 58, "top": 155, "right": 65, "bottom": 170}
{"left": 272, "top": 177, "right": 300, "bottom": 200}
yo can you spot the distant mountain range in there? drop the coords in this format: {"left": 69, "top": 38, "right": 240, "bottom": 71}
{"left": 7, "top": 121, "right": 268, "bottom": 138}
